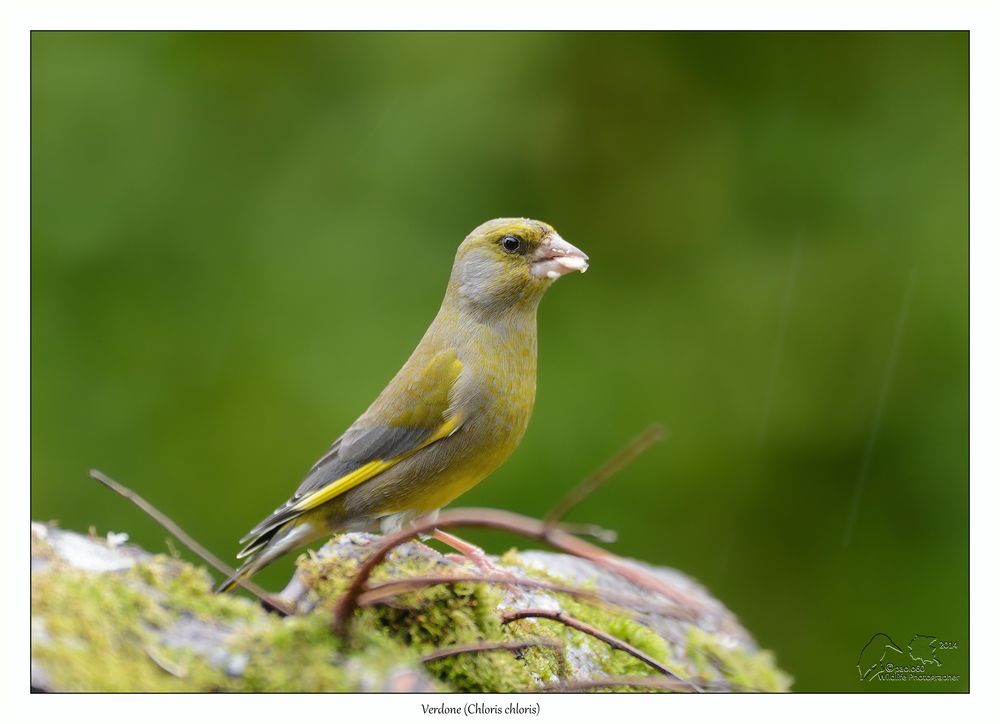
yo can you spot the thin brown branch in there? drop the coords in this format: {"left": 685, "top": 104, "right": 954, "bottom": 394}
{"left": 552, "top": 521, "right": 618, "bottom": 544}
{"left": 419, "top": 638, "right": 561, "bottom": 663}
{"left": 144, "top": 646, "right": 187, "bottom": 679}
{"left": 545, "top": 423, "right": 666, "bottom": 527}
{"left": 88, "top": 469, "right": 293, "bottom": 616}
{"left": 358, "top": 574, "right": 690, "bottom": 619}
{"left": 501, "top": 608, "right": 697, "bottom": 690}
{"left": 332, "top": 507, "right": 700, "bottom": 633}
{"left": 532, "top": 675, "right": 695, "bottom": 692}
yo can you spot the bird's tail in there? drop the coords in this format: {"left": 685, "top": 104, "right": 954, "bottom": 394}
{"left": 216, "top": 563, "right": 255, "bottom": 594}
{"left": 215, "top": 521, "right": 318, "bottom": 594}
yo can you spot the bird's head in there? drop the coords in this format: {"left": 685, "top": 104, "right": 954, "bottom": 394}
{"left": 448, "top": 218, "right": 588, "bottom": 313}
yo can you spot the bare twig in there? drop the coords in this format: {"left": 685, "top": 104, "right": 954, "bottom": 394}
{"left": 144, "top": 646, "right": 187, "bottom": 679}
{"left": 88, "top": 469, "right": 293, "bottom": 616}
{"left": 501, "top": 608, "right": 696, "bottom": 689}
{"left": 332, "top": 507, "right": 700, "bottom": 633}
{"left": 532, "top": 675, "right": 695, "bottom": 692}
{"left": 552, "top": 521, "right": 618, "bottom": 544}
{"left": 420, "top": 638, "right": 561, "bottom": 663}
{"left": 545, "top": 423, "right": 666, "bottom": 527}
{"left": 357, "top": 573, "right": 690, "bottom": 619}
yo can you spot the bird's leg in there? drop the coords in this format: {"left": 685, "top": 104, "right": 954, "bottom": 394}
{"left": 431, "top": 528, "right": 489, "bottom": 565}
{"left": 431, "top": 528, "right": 514, "bottom": 580}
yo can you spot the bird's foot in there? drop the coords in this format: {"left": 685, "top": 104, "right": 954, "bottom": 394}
{"left": 431, "top": 529, "right": 516, "bottom": 584}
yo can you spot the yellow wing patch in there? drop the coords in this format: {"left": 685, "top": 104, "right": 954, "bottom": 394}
{"left": 287, "top": 349, "right": 465, "bottom": 516}
{"left": 289, "top": 414, "right": 463, "bottom": 514}
{"left": 289, "top": 459, "right": 395, "bottom": 513}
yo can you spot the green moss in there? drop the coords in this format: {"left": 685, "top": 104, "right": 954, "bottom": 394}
{"left": 135, "top": 556, "right": 259, "bottom": 624}
{"left": 363, "top": 579, "right": 543, "bottom": 692}
{"left": 521, "top": 639, "right": 564, "bottom": 683}
{"left": 32, "top": 531, "right": 790, "bottom": 693}
{"left": 32, "top": 567, "right": 192, "bottom": 691}
{"left": 32, "top": 541, "right": 562, "bottom": 692}
{"left": 298, "top": 543, "right": 567, "bottom": 692}
{"left": 295, "top": 548, "right": 362, "bottom": 603}
{"left": 33, "top": 556, "right": 368, "bottom": 692}
{"left": 685, "top": 627, "right": 792, "bottom": 692}
{"left": 30, "top": 528, "right": 55, "bottom": 562}
{"left": 498, "top": 548, "right": 523, "bottom": 567}
{"left": 545, "top": 595, "right": 693, "bottom": 691}
{"left": 565, "top": 597, "right": 674, "bottom": 669}
{"left": 505, "top": 554, "right": 687, "bottom": 686}
{"left": 232, "top": 614, "right": 351, "bottom": 691}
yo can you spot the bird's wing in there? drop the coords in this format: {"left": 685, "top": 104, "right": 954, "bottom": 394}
{"left": 237, "top": 349, "right": 464, "bottom": 553}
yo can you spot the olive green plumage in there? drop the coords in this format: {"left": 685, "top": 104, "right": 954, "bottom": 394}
{"left": 217, "top": 218, "right": 588, "bottom": 592}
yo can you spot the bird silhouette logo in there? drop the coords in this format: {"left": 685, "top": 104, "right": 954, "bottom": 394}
{"left": 857, "top": 633, "right": 904, "bottom": 681}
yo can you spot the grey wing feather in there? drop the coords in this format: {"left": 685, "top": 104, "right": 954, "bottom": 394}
{"left": 237, "top": 423, "right": 437, "bottom": 549}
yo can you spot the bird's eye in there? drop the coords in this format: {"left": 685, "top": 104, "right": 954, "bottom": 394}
{"left": 500, "top": 235, "right": 523, "bottom": 253}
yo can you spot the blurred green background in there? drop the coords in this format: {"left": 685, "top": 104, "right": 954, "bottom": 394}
{"left": 31, "top": 31, "right": 968, "bottom": 691}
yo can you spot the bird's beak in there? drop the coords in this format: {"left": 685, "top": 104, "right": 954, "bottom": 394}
{"left": 530, "top": 233, "right": 589, "bottom": 280}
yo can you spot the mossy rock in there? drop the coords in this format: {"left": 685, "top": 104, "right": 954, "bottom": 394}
{"left": 30, "top": 522, "right": 791, "bottom": 692}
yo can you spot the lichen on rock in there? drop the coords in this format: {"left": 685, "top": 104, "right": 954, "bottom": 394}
{"left": 30, "top": 522, "right": 791, "bottom": 692}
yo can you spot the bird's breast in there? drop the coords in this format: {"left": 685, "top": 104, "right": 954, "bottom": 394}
{"left": 411, "top": 318, "right": 538, "bottom": 506}
{"left": 456, "top": 317, "right": 538, "bottom": 441}
{"left": 351, "top": 312, "right": 540, "bottom": 518}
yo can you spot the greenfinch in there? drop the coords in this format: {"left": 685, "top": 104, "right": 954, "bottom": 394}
{"left": 217, "top": 218, "right": 588, "bottom": 592}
